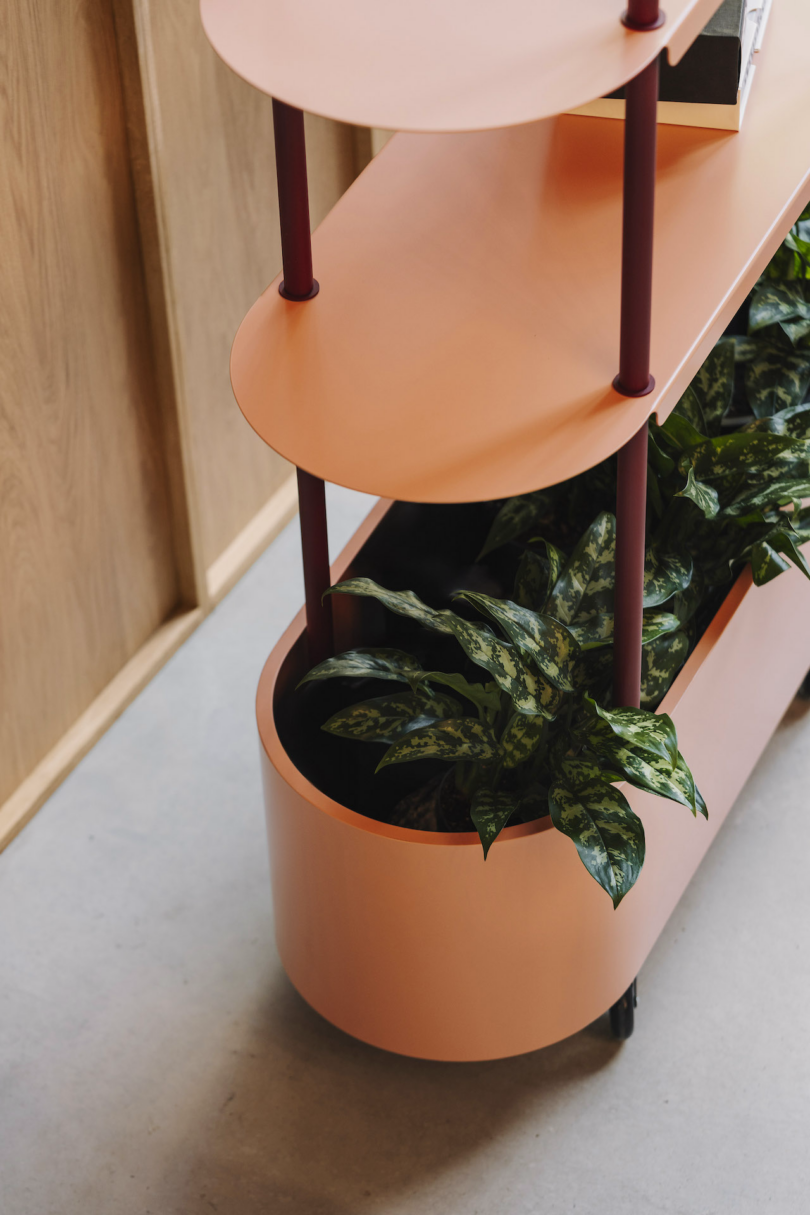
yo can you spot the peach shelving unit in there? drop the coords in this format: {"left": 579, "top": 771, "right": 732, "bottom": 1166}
{"left": 202, "top": 0, "right": 810, "bottom": 1058}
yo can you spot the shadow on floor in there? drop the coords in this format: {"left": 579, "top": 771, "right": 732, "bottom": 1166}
{"left": 169, "top": 973, "right": 621, "bottom": 1214}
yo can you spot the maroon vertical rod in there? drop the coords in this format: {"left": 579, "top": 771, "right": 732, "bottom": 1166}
{"left": 272, "top": 98, "right": 320, "bottom": 301}
{"left": 613, "top": 1, "right": 661, "bottom": 708}
{"left": 297, "top": 469, "right": 334, "bottom": 666}
{"left": 272, "top": 97, "right": 332, "bottom": 660}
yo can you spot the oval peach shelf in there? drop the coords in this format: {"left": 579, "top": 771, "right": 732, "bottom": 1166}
{"left": 230, "top": 0, "right": 810, "bottom": 504}
{"left": 201, "top": 0, "right": 718, "bottom": 133}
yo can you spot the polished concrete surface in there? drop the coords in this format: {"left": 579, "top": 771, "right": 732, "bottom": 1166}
{"left": 2, "top": 485, "right": 809, "bottom": 1215}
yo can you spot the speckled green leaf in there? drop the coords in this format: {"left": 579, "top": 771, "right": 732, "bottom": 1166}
{"left": 327, "top": 578, "right": 549, "bottom": 716}
{"left": 299, "top": 647, "right": 424, "bottom": 689}
{"left": 692, "top": 338, "right": 735, "bottom": 430}
{"left": 327, "top": 578, "right": 451, "bottom": 631}
{"left": 546, "top": 512, "right": 615, "bottom": 625}
{"left": 592, "top": 729, "right": 701, "bottom": 816}
{"left": 584, "top": 697, "right": 678, "bottom": 767}
{"left": 442, "top": 616, "right": 555, "bottom": 717}
{"left": 743, "top": 402, "right": 810, "bottom": 437}
{"left": 377, "top": 718, "right": 498, "bottom": 771}
{"left": 455, "top": 591, "right": 580, "bottom": 691}
{"left": 750, "top": 529, "right": 810, "bottom": 586}
{"left": 749, "top": 282, "right": 810, "bottom": 332}
{"left": 549, "top": 760, "right": 645, "bottom": 908}
{"left": 644, "top": 548, "right": 694, "bottom": 606}
{"left": 686, "top": 433, "right": 810, "bottom": 491}
{"left": 513, "top": 549, "right": 547, "bottom": 610}
{"left": 722, "top": 477, "right": 810, "bottom": 518}
{"left": 499, "top": 712, "right": 546, "bottom": 769}
{"left": 640, "top": 630, "right": 689, "bottom": 709}
{"left": 567, "top": 610, "right": 681, "bottom": 651}
{"left": 673, "top": 385, "right": 706, "bottom": 433}
{"left": 674, "top": 468, "right": 720, "bottom": 519}
{"left": 421, "top": 671, "right": 502, "bottom": 716}
{"left": 744, "top": 348, "right": 810, "bottom": 417}
{"left": 323, "top": 691, "right": 460, "bottom": 745}
{"left": 478, "top": 491, "right": 551, "bottom": 559}
{"left": 470, "top": 789, "right": 520, "bottom": 859}
{"left": 780, "top": 318, "right": 810, "bottom": 347}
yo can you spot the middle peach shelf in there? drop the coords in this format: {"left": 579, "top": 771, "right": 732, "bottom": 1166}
{"left": 230, "top": 0, "right": 810, "bottom": 504}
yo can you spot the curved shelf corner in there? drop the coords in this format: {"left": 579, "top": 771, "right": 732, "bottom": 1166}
{"left": 201, "top": 0, "right": 719, "bottom": 133}
{"left": 230, "top": 0, "right": 810, "bottom": 503}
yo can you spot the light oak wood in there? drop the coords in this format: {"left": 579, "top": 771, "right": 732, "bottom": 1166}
{"left": 0, "top": 610, "right": 202, "bottom": 852}
{"left": 122, "top": 0, "right": 361, "bottom": 573}
{"left": 0, "top": 0, "right": 180, "bottom": 808}
{"left": 206, "top": 472, "right": 298, "bottom": 604}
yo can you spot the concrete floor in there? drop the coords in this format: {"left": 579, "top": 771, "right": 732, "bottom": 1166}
{"left": 2, "top": 484, "right": 810, "bottom": 1215}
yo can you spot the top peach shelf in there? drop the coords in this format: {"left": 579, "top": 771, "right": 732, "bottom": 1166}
{"left": 201, "top": 0, "right": 720, "bottom": 133}
{"left": 229, "top": 0, "right": 810, "bottom": 504}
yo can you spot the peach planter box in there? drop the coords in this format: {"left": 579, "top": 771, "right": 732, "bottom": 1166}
{"left": 257, "top": 505, "right": 810, "bottom": 1061}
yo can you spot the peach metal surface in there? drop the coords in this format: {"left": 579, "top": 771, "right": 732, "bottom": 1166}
{"left": 231, "top": 0, "right": 810, "bottom": 503}
{"left": 200, "top": 0, "right": 718, "bottom": 133}
{"left": 258, "top": 508, "right": 810, "bottom": 1060}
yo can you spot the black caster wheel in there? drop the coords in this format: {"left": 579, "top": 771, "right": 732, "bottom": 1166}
{"left": 798, "top": 670, "right": 810, "bottom": 700}
{"left": 609, "top": 978, "right": 637, "bottom": 1040}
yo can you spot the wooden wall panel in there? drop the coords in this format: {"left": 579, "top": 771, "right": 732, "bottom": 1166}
{"left": 123, "top": 0, "right": 363, "bottom": 576}
{"left": 0, "top": 0, "right": 179, "bottom": 806}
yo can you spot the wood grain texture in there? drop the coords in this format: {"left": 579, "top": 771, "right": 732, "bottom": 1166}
{"left": 0, "top": 0, "right": 179, "bottom": 807}
{"left": 0, "top": 609, "right": 202, "bottom": 852}
{"left": 125, "top": 0, "right": 361, "bottom": 571}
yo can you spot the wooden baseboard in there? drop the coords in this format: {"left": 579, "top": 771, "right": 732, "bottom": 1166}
{"left": 206, "top": 474, "right": 299, "bottom": 605}
{"left": 0, "top": 608, "right": 202, "bottom": 854}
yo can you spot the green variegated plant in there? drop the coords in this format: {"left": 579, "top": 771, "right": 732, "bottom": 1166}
{"left": 301, "top": 510, "right": 705, "bottom": 910}
{"left": 298, "top": 211, "right": 810, "bottom": 909}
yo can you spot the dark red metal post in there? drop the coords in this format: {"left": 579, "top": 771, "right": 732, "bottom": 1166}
{"left": 613, "top": 2, "right": 661, "bottom": 708}
{"left": 272, "top": 98, "right": 320, "bottom": 301}
{"left": 614, "top": 422, "right": 649, "bottom": 709}
{"left": 297, "top": 469, "right": 334, "bottom": 666}
{"left": 272, "top": 97, "right": 332, "bottom": 661}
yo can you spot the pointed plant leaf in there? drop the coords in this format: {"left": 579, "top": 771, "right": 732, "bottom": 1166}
{"left": 722, "top": 478, "right": 810, "bottom": 519}
{"left": 454, "top": 591, "right": 580, "bottom": 691}
{"left": 591, "top": 727, "right": 701, "bottom": 816}
{"left": 674, "top": 468, "right": 720, "bottom": 519}
{"left": 567, "top": 610, "right": 681, "bottom": 651}
{"left": 750, "top": 530, "right": 810, "bottom": 586}
{"left": 421, "top": 671, "right": 502, "bottom": 716}
{"left": 644, "top": 548, "right": 694, "bottom": 606}
{"left": 583, "top": 697, "right": 678, "bottom": 767}
{"left": 327, "top": 578, "right": 452, "bottom": 632}
{"left": 548, "top": 759, "right": 645, "bottom": 908}
{"left": 327, "top": 578, "right": 551, "bottom": 717}
{"left": 546, "top": 512, "right": 616, "bottom": 625}
{"left": 377, "top": 718, "right": 498, "bottom": 771}
{"left": 513, "top": 549, "right": 548, "bottom": 610}
{"left": 673, "top": 385, "right": 706, "bottom": 434}
{"left": 478, "top": 491, "right": 551, "bottom": 559}
{"left": 300, "top": 647, "right": 423, "bottom": 688}
{"left": 744, "top": 347, "right": 810, "bottom": 418}
{"left": 743, "top": 402, "right": 810, "bottom": 437}
{"left": 640, "top": 630, "right": 689, "bottom": 709}
{"left": 323, "top": 691, "right": 460, "bottom": 745}
{"left": 749, "top": 281, "right": 810, "bottom": 332}
{"left": 692, "top": 337, "right": 735, "bottom": 430}
{"left": 499, "top": 712, "right": 546, "bottom": 769}
{"left": 470, "top": 789, "right": 519, "bottom": 859}
{"left": 660, "top": 412, "right": 708, "bottom": 452}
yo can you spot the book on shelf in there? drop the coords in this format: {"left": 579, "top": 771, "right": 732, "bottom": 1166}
{"left": 568, "top": 0, "right": 772, "bottom": 131}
